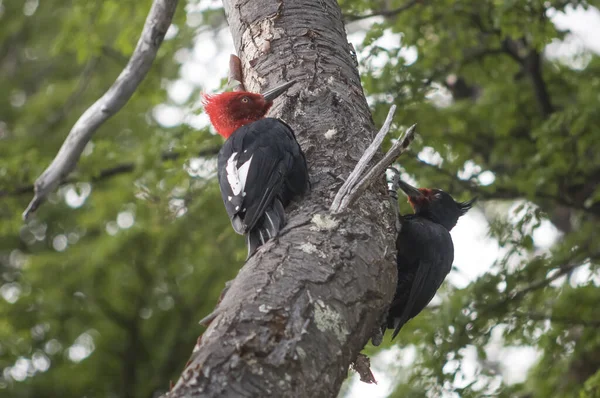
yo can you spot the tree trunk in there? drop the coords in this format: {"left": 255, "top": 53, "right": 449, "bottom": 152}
{"left": 169, "top": 1, "right": 397, "bottom": 396}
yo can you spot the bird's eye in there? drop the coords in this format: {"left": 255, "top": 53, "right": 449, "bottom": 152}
{"left": 241, "top": 97, "right": 249, "bottom": 103}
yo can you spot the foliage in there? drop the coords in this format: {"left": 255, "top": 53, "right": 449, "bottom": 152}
{"left": 1, "top": 0, "right": 599, "bottom": 397}
{"left": 1, "top": 1, "right": 243, "bottom": 396}
{"left": 342, "top": 0, "right": 600, "bottom": 396}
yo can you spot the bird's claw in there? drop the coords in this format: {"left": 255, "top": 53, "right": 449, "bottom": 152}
{"left": 386, "top": 167, "right": 402, "bottom": 232}
{"left": 370, "top": 325, "right": 384, "bottom": 346}
{"left": 386, "top": 167, "right": 401, "bottom": 195}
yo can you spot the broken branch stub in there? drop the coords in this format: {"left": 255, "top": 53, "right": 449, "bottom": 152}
{"left": 22, "top": 0, "right": 179, "bottom": 220}
{"left": 329, "top": 104, "right": 397, "bottom": 213}
{"left": 330, "top": 104, "right": 417, "bottom": 214}
{"left": 228, "top": 54, "right": 245, "bottom": 91}
{"left": 338, "top": 124, "right": 417, "bottom": 212}
{"left": 351, "top": 353, "right": 378, "bottom": 385}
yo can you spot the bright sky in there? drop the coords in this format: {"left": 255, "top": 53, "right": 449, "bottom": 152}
{"left": 157, "top": 4, "right": 600, "bottom": 398}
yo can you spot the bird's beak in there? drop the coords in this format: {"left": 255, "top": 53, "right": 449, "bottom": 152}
{"left": 397, "top": 180, "right": 424, "bottom": 200}
{"left": 261, "top": 80, "right": 296, "bottom": 101}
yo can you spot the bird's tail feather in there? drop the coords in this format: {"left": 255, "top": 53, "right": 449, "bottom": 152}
{"left": 246, "top": 199, "right": 285, "bottom": 259}
{"left": 391, "top": 315, "right": 409, "bottom": 340}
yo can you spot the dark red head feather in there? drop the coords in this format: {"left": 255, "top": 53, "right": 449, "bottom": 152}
{"left": 202, "top": 92, "right": 272, "bottom": 139}
{"left": 407, "top": 188, "right": 434, "bottom": 211}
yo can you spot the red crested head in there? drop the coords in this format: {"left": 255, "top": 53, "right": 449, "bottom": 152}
{"left": 202, "top": 92, "right": 271, "bottom": 139}
{"left": 202, "top": 80, "right": 296, "bottom": 139}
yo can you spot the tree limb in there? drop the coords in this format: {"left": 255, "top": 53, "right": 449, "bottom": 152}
{"left": 336, "top": 124, "right": 417, "bottom": 213}
{"left": 330, "top": 105, "right": 396, "bottom": 213}
{"left": 22, "top": 0, "right": 180, "bottom": 220}
{"left": 523, "top": 49, "right": 554, "bottom": 117}
{"left": 502, "top": 38, "right": 554, "bottom": 117}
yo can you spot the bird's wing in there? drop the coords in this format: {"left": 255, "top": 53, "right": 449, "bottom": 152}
{"left": 218, "top": 144, "right": 249, "bottom": 234}
{"left": 391, "top": 258, "right": 432, "bottom": 339}
{"left": 392, "top": 221, "right": 454, "bottom": 339}
{"left": 217, "top": 119, "right": 296, "bottom": 234}
{"left": 240, "top": 146, "right": 289, "bottom": 232}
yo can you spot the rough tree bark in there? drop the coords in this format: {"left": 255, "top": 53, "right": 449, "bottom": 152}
{"left": 169, "top": 1, "right": 397, "bottom": 397}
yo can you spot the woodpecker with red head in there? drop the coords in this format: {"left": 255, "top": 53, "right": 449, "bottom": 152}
{"left": 384, "top": 169, "right": 476, "bottom": 339}
{"left": 202, "top": 81, "right": 309, "bottom": 258}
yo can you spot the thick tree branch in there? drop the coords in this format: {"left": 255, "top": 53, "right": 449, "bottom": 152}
{"left": 22, "top": 0, "right": 179, "bottom": 219}
{"left": 523, "top": 49, "right": 554, "bottom": 117}
{"left": 168, "top": 1, "right": 397, "bottom": 396}
{"left": 502, "top": 38, "right": 554, "bottom": 117}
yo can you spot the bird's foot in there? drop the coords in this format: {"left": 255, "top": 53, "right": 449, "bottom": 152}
{"left": 370, "top": 324, "right": 385, "bottom": 347}
{"left": 386, "top": 167, "right": 402, "bottom": 232}
{"left": 386, "top": 167, "right": 401, "bottom": 194}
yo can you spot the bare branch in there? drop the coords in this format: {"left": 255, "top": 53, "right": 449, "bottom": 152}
{"left": 337, "top": 124, "right": 417, "bottom": 212}
{"left": 22, "top": 0, "right": 180, "bottom": 219}
{"left": 330, "top": 105, "right": 396, "bottom": 213}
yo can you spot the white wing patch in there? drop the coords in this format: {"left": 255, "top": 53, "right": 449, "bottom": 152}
{"left": 226, "top": 152, "right": 253, "bottom": 197}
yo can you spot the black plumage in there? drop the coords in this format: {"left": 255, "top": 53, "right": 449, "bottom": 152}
{"left": 386, "top": 176, "right": 475, "bottom": 339}
{"left": 217, "top": 117, "right": 309, "bottom": 258}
